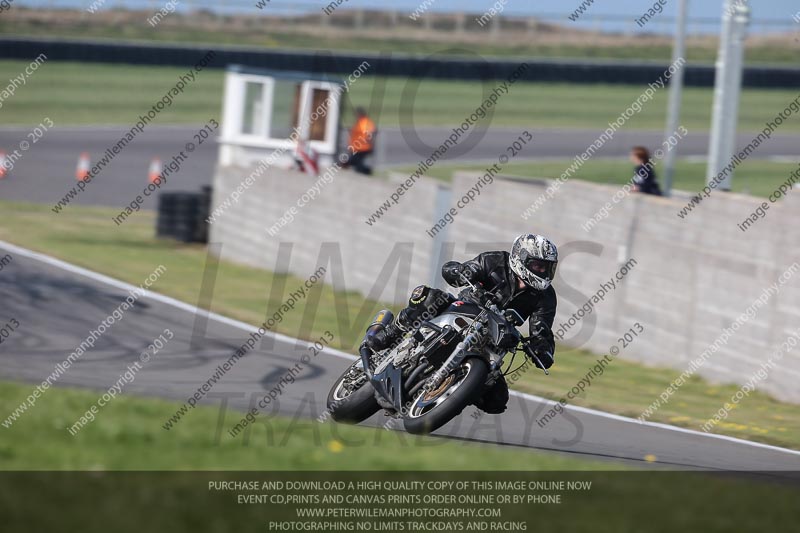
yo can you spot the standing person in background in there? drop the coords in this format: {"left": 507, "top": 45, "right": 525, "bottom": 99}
{"left": 346, "top": 107, "right": 377, "bottom": 175}
{"left": 630, "top": 146, "right": 662, "bottom": 196}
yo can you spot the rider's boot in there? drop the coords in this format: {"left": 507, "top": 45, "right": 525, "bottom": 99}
{"left": 365, "top": 318, "right": 406, "bottom": 351}
{"left": 474, "top": 375, "right": 510, "bottom": 414}
{"left": 363, "top": 310, "right": 406, "bottom": 352}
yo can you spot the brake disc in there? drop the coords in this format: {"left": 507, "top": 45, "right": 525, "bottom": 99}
{"left": 422, "top": 374, "right": 456, "bottom": 402}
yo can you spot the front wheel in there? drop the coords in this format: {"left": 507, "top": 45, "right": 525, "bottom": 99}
{"left": 326, "top": 359, "right": 380, "bottom": 424}
{"left": 403, "top": 358, "right": 488, "bottom": 435}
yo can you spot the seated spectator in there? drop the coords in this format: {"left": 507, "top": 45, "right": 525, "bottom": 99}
{"left": 630, "top": 146, "right": 662, "bottom": 196}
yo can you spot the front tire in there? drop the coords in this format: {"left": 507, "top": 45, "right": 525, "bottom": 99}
{"left": 403, "top": 358, "right": 488, "bottom": 435}
{"left": 326, "top": 359, "right": 380, "bottom": 424}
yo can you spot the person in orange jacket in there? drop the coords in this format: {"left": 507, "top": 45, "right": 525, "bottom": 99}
{"left": 345, "top": 107, "right": 377, "bottom": 175}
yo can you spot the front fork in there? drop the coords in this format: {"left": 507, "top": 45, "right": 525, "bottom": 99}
{"left": 425, "top": 329, "right": 483, "bottom": 391}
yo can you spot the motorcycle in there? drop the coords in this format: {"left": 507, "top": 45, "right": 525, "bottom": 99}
{"left": 326, "top": 272, "right": 550, "bottom": 435}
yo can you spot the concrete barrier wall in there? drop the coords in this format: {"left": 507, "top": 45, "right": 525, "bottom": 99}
{"left": 447, "top": 172, "right": 800, "bottom": 403}
{"left": 211, "top": 164, "right": 800, "bottom": 402}
{"left": 210, "top": 165, "right": 442, "bottom": 306}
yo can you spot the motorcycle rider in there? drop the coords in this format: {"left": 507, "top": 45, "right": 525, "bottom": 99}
{"left": 364, "top": 234, "right": 558, "bottom": 414}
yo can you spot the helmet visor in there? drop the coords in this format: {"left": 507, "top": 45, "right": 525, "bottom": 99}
{"left": 523, "top": 256, "right": 557, "bottom": 282}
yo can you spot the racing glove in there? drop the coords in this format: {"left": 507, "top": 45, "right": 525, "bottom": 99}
{"left": 525, "top": 321, "right": 555, "bottom": 369}
{"left": 442, "top": 261, "right": 481, "bottom": 287}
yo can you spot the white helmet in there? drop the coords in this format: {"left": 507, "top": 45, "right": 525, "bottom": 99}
{"left": 509, "top": 234, "right": 558, "bottom": 291}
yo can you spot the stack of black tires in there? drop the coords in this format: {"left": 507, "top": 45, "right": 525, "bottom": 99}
{"left": 156, "top": 186, "right": 212, "bottom": 243}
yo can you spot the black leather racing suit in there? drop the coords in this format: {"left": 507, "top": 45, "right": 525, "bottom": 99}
{"left": 386, "top": 251, "right": 557, "bottom": 414}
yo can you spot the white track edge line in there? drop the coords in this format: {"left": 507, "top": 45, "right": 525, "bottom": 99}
{"left": 3, "top": 239, "right": 800, "bottom": 458}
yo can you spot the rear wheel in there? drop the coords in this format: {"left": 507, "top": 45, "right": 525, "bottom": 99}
{"left": 403, "top": 358, "right": 488, "bottom": 435}
{"left": 326, "top": 359, "right": 380, "bottom": 424}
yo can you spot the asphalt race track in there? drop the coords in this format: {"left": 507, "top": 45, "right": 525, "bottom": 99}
{"left": 1, "top": 240, "right": 799, "bottom": 473}
{"left": 1, "top": 125, "right": 798, "bottom": 208}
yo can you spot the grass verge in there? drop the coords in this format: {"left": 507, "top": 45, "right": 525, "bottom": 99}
{"left": 392, "top": 158, "right": 800, "bottom": 198}
{"left": 0, "top": 380, "right": 607, "bottom": 470}
{"left": 1, "top": 60, "right": 800, "bottom": 133}
{"left": 0, "top": 200, "right": 799, "bottom": 451}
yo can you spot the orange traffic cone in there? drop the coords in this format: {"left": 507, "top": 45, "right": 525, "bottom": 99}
{"left": 148, "top": 158, "right": 162, "bottom": 184}
{"left": 76, "top": 152, "right": 91, "bottom": 181}
{"left": 0, "top": 151, "right": 7, "bottom": 179}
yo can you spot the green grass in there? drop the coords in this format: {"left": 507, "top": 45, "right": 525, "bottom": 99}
{"left": 0, "top": 377, "right": 795, "bottom": 533}
{"left": 350, "top": 78, "right": 800, "bottom": 133}
{"left": 0, "top": 380, "right": 605, "bottom": 470}
{"left": 2, "top": 60, "right": 800, "bottom": 133}
{"left": 0, "top": 60, "right": 224, "bottom": 126}
{"left": 1, "top": 200, "right": 800, "bottom": 451}
{"left": 392, "top": 158, "right": 800, "bottom": 198}
{"left": 508, "top": 346, "right": 800, "bottom": 450}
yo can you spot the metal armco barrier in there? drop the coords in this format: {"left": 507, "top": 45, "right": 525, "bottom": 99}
{"left": 2, "top": 37, "right": 800, "bottom": 88}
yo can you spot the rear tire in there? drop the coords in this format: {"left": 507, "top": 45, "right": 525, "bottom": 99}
{"left": 403, "top": 358, "right": 488, "bottom": 435}
{"left": 326, "top": 360, "right": 380, "bottom": 424}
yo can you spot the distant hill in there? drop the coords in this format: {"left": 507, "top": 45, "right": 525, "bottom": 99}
{"left": 0, "top": 7, "right": 797, "bottom": 65}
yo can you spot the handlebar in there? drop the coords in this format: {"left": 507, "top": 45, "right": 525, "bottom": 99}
{"left": 457, "top": 270, "right": 549, "bottom": 376}
{"left": 457, "top": 270, "right": 478, "bottom": 291}
{"left": 521, "top": 340, "right": 550, "bottom": 376}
